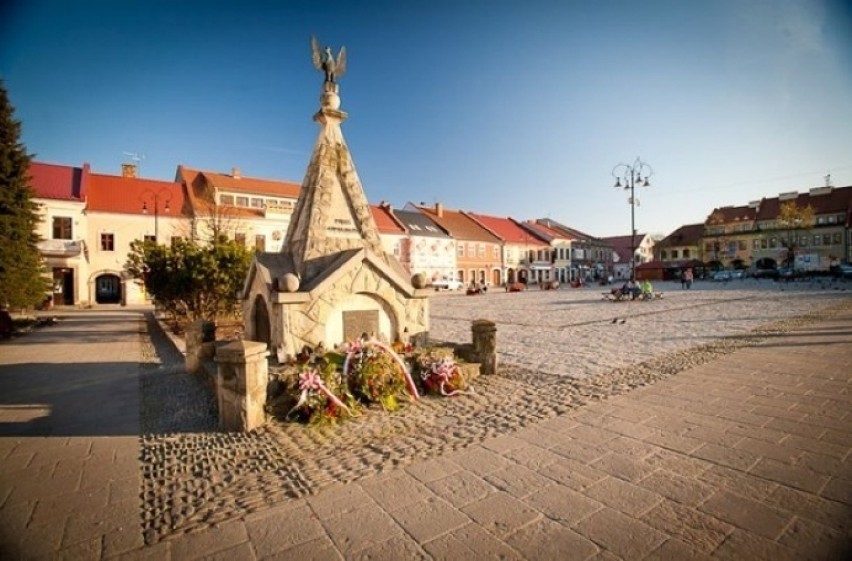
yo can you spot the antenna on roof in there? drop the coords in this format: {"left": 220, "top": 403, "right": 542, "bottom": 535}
{"left": 824, "top": 173, "right": 832, "bottom": 187}
{"left": 123, "top": 151, "right": 145, "bottom": 170}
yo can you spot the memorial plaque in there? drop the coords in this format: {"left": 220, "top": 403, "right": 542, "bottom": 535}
{"left": 343, "top": 310, "right": 379, "bottom": 342}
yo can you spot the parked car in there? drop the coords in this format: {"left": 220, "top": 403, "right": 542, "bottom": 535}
{"left": 838, "top": 264, "right": 852, "bottom": 279}
{"left": 431, "top": 278, "right": 463, "bottom": 291}
{"left": 753, "top": 268, "right": 779, "bottom": 279}
{"left": 711, "top": 270, "right": 732, "bottom": 281}
{"left": 777, "top": 266, "right": 795, "bottom": 279}
{"left": 730, "top": 269, "right": 745, "bottom": 279}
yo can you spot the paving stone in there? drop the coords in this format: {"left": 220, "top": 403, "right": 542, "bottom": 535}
{"left": 260, "top": 536, "right": 342, "bottom": 561}
{"left": 777, "top": 515, "right": 848, "bottom": 559}
{"left": 642, "top": 498, "right": 734, "bottom": 553}
{"left": 733, "top": 436, "right": 804, "bottom": 464}
{"left": 600, "top": 435, "right": 659, "bottom": 460}
{"left": 505, "top": 518, "right": 599, "bottom": 560}
{"left": 169, "top": 519, "right": 249, "bottom": 561}
{"left": 461, "top": 491, "right": 542, "bottom": 538}
{"left": 503, "top": 443, "right": 563, "bottom": 470}
{"left": 642, "top": 538, "right": 714, "bottom": 561}
{"left": 590, "top": 452, "right": 657, "bottom": 483}
{"left": 574, "top": 507, "right": 666, "bottom": 559}
{"left": 780, "top": 434, "right": 849, "bottom": 459}
{"left": 644, "top": 450, "right": 713, "bottom": 478}
{"left": 446, "top": 446, "right": 511, "bottom": 477}
{"left": 350, "top": 534, "right": 429, "bottom": 561}
{"left": 538, "top": 457, "right": 608, "bottom": 491}
{"left": 306, "top": 483, "right": 375, "bottom": 519}
{"left": 711, "top": 529, "right": 803, "bottom": 561}
{"left": 522, "top": 483, "right": 602, "bottom": 525}
{"left": 421, "top": 522, "right": 523, "bottom": 561}
{"left": 696, "top": 464, "right": 778, "bottom": 502}
{"left": 321, "top": 503, "right": 404, "bottom": 556}
{"left": 245, "top": 502, "right": 326, "bottom": 558}
{"left": 483, "top": 463, "right": 554, "bottom": 499}
{"left": 820, "top": 476, "right": 852, "bottom": 505}
{"left": 359, "top": 472, "right": 436, "bottom": 512}
{"left": 61, "top": 496, "right": 138, "bottom": 548}
{"left": 698, "top": 490, "right": 792, "bottom": 540}
{"left": 749, "top": 457, "right": 829, "bottom": 494}
{"left": 480, "top": 434, "right": 527, "bottom": 454}
{"left": 507, "top": 426, "right": 568, "bottom": 449}
{"left": 691, "top": 443, "right": 760, "bottom": 472}
{"left": 550, "top": 439, "right": 610, "bottom": 465}
{"left": 425, "top": 470, "right": 495, "bottom": 508}
{"left": 637, "top": 469, "right": 714, "bottom": 507}
{"left": 583, "top": 476, "right": 663, "bottom": 517}
{"left": 764, "top": 485, "right": 851, "bottom": 531}
{"left": 404, "top": 456, "right": 462, "bottom": 484}
{"left": 390, "top": 496, "right": 470, "bottom": 542}
{"left": 202, "top": 541, "right": 257, "bottom": 561}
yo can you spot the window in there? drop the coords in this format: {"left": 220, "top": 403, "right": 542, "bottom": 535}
{"left": 823, "top": 234, "right": 831, "bottom": 245}
{"left": 100, "top": 233, "right": 114, "bottom": 251}
{"left": 833, "top": 233, "right": 842, "bottom": 244}
{"left": 671, "top": 250, "right": 678, "bottom": 259}
{"left": 251, "top": 198, "right": 264, "bottom": 208}
{"left": 492, "top": 246, "right": 500, "bottom": 259}
{"left": 817, "top": 216, "right": 826, "bottom": 225}
{"left": 52, "top": 216, "right": 73, "bottom": 240}
{"left": 760, "top": 239, "right": 767, "bottom": 249}
{"left": 799, "top": 236, "right": 809, "bottom": 247}
{"left": 769, "top": 238, "right": 777, "bottom": 248}
{"left": 477, "top": 244, "right": 485, "bottom": 258}
{"left": 457, "top": 244, "right": 465, "bottom": 257}
{"left": 683, "top": 249, "right": 691, "bottom": 258}
{"left": 236, "top": 196, "right": 249, "bottom": 207}
{"left": 705, "top": 243, "right": 713, "bottom": 253}
{"left": 255, "top": 235, "right": 266, "bottom": 252}
{"left": 143, "top": 235, "right": 156, "bottom": 244}
{"left": 235, "top": 233, "right": 246, "bottom": 246}
{"left": 738, "top": 241, "right": 746, "bottom": 250}
{"left": 660, "top": 250, "right": 668, "bottom": 260}
{"left": 220, "top": 194, "right": 234, "bottom": 205}
{"left": 752, "top": 239, "right": 760, "bottom": 249}
{"left": 170, "top": 236, "right": 182, "bottom": 246}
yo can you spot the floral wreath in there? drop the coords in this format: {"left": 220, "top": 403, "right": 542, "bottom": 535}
{"left": 343, "top": 338, "right": 420, "bottom": 401}
{"left": 420, "top": 355, "right": 469, "bottom": 396}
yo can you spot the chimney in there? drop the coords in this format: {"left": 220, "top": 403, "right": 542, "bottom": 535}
{"left": 121, "top": 163, "right": 137, "bottom": 178}
{"left": 232, "top": 167, "right": 241, "bottom": 179}
{"left": 435, "top": 202, "right": 443, "bottom": 217}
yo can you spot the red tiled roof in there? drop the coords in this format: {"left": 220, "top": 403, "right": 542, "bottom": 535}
{"left": 465, "top": 212, "right": 549, "bottom": 246}
{"left": 521, "top": 220, "right": 570, "bottom": 242}
{"left": 415, "top": 204, "right": 502, "bottom": 243}
{"left": 706, "top": 204, "right": 757, "bottom": 225}
{"left": 755, "top": 186, "right": 852, "bottom": 220}
{"left": 600, "top": 234, "right": 648, "bottom": 251}
{"left": 657, "top": 224, "right": 704, "bottom": 247}
{"left": 370, "top": 204, "right": 406, "bottom": 234}
{"left": 28, "top": 161, "right": 87, "bottom": 201}
{"left": 177, "top": 165, "right": 300, "bottom": 219}
{"left": 87, "top": 173, "right": 187, "bottom": 216}
{"left": 533, "top": 219, "right": 595, "bottom": 241}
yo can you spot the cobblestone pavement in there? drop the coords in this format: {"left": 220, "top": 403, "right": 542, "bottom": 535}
{"left": 133, "top": 284, "right": 852, "bottom": 559}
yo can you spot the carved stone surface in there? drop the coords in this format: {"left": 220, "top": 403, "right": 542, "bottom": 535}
{"left": 472, "top": 319, "right": 498, "bottom": 375}
{"left": 215, "top": 340, "right": 269, "bottom": 432}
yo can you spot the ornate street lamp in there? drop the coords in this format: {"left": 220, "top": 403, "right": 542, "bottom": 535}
{"left": 141, "top": 189, "right": 172, "bottom": 243}
{"left": 612, "top": 157, "right": 653, "bottom": 282}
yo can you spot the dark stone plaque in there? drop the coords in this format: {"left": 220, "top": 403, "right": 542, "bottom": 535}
{"left": 343, "top": 310, "right": 379, "bottom": 342}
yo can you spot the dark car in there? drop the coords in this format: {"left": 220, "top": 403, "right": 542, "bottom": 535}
{"left": 753, "top": 268, "right": 778, "bottom": 279}
{"left": 838, "top": 264, "right": 852, "bottom": 279}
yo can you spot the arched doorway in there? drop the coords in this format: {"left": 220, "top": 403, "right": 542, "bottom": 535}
{"left": 95, "top": 273, "right": 122, "bottom": 304}
{"left": 491, "top": 269, "right": 501, "bottom": 286}
{"left": 252, "top": 295, "right": 270, "bottom": 346}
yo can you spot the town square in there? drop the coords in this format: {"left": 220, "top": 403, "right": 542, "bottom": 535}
{"left": 2, "top": 1, "right": 852, "bottom": 559}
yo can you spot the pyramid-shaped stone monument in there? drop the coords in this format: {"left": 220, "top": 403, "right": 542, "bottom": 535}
{"left": 240, "top": 38, "right": 431, "bottom": 359}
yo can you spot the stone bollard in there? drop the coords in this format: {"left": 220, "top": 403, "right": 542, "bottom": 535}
{"left": 185, "top": 319, "right": 206, "bottom": 375}
{"left": 471, "top": 319, "right": 497, "bottom": 375}
{"left": 214, "top": 340, "right": 269, "bottom": 432}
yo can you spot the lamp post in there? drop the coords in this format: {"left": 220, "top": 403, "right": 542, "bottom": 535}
{"left": 141, "top": 189, "right": 172, "bottom": 243}
{"left": 612, "top": 157, "right": 653, "bottom": 282}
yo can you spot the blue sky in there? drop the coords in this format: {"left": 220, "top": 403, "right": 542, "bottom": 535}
{"left": 2, "top": 0, "right": 851, "bottom": 237}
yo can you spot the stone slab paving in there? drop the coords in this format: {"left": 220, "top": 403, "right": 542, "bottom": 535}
{"left": 0, "top": 309, "right": 146, "bottom": 560}
{"left": 2, "top": 286, "right": 852, "bottom": 560}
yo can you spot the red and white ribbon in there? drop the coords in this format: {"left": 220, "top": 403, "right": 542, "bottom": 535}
{"left": 288, "top": 368, "right": 351, "bottom": 417}
{"left": 344, "top": 338, "right": 420, "bottom": 401}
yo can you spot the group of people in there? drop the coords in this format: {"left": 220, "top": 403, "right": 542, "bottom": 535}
{"left": 614, "top": 279, "right": 656, "bottom": 300}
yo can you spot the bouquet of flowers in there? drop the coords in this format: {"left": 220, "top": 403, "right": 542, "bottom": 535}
{"left": 285, "top": 360, "right": 354, "bottom": 425}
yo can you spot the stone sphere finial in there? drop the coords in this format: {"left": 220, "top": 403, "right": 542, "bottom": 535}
{"left": 411, "top": 273, "right": 427, "bottom": 289}
{"left": 280, "top": 273, "right": 300, "bottom": 292}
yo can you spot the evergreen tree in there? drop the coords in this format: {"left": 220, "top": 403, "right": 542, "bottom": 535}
{"left": 0, "top": 80, "right": 47, "bottom": 309}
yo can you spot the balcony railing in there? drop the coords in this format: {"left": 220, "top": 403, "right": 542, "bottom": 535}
{"left": 37, "top": 239, "right": 84, "bottom": 257}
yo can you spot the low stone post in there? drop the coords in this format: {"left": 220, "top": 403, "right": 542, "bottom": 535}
{"left": 185, "top": 320, "right": 205, "bottom": 375}
{"left": 471, "top": 319, "right": 497, "bottom": 375}
{"left": 214, "top": 340, "right": 269, "bottom": 432}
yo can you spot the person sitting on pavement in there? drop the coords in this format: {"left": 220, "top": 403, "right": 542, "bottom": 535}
{"left": 640, "top": 279, "right": 655, "bottom": 300}
{"left": 625, "top": 279, "right": 641, "bottom": 300}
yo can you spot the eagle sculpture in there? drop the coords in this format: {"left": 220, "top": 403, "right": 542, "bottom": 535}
{"left": 311, "top": 36, "right": 346, "bottom": 84}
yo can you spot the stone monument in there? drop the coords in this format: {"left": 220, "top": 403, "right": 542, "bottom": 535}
{"left": 241, "top": 37, "right": 432, "bottom": 359}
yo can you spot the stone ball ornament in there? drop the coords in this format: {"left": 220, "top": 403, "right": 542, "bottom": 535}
{"left": 281, "top": 273, "right": 300, "bottom": 292}
{"left": 411, "top": 273, "right": 427, "bottom": 289}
